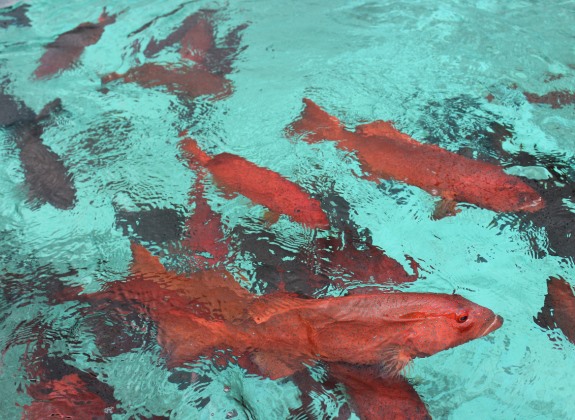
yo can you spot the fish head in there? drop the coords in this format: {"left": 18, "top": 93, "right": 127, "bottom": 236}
{"left": 487, "top": 178, "right": 545, "bottom": 212}
{"left": 292, "top": 201, "right": 330, "bottom": 229}
{"left": 398, "top": 294, "right": 503, "bottom": 358}
{"left": 307, "top": 293, "right": 502, "bottom": 373}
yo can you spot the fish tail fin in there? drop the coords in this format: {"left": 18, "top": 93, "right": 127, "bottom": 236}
{"left": 286, "top": 98, "right": 344, "bottom": 143}
{"left": 179, "top": 134, "right": 212, "bottom": 168}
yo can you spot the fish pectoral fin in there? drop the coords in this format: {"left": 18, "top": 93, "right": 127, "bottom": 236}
{"left": 250, "top": 351, "right": 309, "bottom": 380}
{"left": 432, "top": 198, "right": 461, "bottom": 220}
{"left": 379, "top": 345, "right": 412, "bottom": 377}
{"left": 263, "top": 210, "right": 281, "bottom": 227}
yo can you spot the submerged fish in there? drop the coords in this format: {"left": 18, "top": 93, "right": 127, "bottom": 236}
{"left": 327, "top": 363, "right": 431, "bottom": 420}
{"left": 62, "top": 243, "right": 502, "bottom": 380}
{"left": 180, "top": 136, "right": 330, "bottom": 229}
{"left": 523, "top": 90, "right": 575, "bottom": 109}
{"left": 143, "top": 9, "right": 248, "bottom": 76}
{"left": 287, "top": 98, "right": 544, "bottom": 217}
{"left": 0, "top": 88, "right": 76, "bottom": 209}
{"left": 34, "top": 9, "right": 117, "bottom": 79}
{"left": 101, "top": 63, "right": 232, "bottom": 100}
{"left": 535, "top": 277, "right": 575, "bottom": 344}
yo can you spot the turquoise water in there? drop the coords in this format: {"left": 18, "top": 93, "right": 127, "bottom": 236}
{"left": 1, "top": 0, "right": 575, "bottom": 418}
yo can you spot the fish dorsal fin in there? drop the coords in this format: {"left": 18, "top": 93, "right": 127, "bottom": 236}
{"left": 248, "top": 293, "right": 310, "bottom": 324}
{"left": 130, "top": 242, "right": 167, "bottom": 275}
{"left": 288, "top": 98, "right": 345, "bottom": 142}
{"left": 355, "top": 120, "right": 418, "bottom": 144}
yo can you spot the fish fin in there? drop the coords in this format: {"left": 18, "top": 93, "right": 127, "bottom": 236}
{"left": 250, "top": 351, "right": 308, "bottom": 379}
{"left": 263, "top": 210, "right": 281, "bottom": 227}
{"left": 248, "top": 294, "right": 309, "bottom": 324}
{"left": 355, "top": 120, "right": 418, "bottom": 145}
{"left": 378, "top": 346, "right": 412, "bottom": 377}
{"left": 179, "top": 137, "right": 212, "bottom": 167}
{"left": 130, "top": 242, "right": 167, "bottom": 275}
{"left": 286, "top": 98, "right": 344, "bottom": 143}
{"left": 432, "top": 198, "right": 460, "bottom": 220}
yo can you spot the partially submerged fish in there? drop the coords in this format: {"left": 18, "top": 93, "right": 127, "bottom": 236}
{"left": 101, "top": 63, "right": 232, "bottom": 100}
{"left": 535, "top": 277, "right": 575, "bottom": 344}
{"left": 34, "top": 9, "right": 117, "bottom": 79}
{"left": 180, "top": 136, "right": 330, "bottom": 229}
{"left": 287, "top": 98, "right": 544, "bottom": 217}
{"left": 62, "top": 243, "right": 502, "bottom": 380}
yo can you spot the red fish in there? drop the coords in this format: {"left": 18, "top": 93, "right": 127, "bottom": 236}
{"left": 327, "top": 363, "right": 431, "bottom": 420}
{"left": 144, "top": 10, "right": 216, "bottom": 61}
{"left": 22, "top": 373, "right": 115, "bottom": 419}
{"left": 535, "top": 277, "right": 575, "bottom": 344}
{"left": 314, "top": 236, "right": 419, "bottom": 288}
{"left": 180, "top": 174, "right": 229, "bottom": 268}
{"left": 65, "top": 243, "right": 502, "bottom": 380}
{"left": 287, "top": 98, "right": 545, "bottom": 217}
{"left": 523, "top": 90, "right": 575, "bottom": 109}
{"left": 34, "top": 9, "right": 117, "bottom": 79}
{"left": 180, "top": 136, "right": 330, "bottom": 229}
{"left": 101, "top": 63, "right": 232, "bottom": 99}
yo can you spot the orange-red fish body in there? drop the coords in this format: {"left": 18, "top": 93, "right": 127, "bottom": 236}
{"left": 22, "top": 373, "right": 114, "bottom": 419}
{"left": 289, "top": 99, "right": 544, "bottom": 214}
{"left": 102, "top": 63, "right": 232, "bottom": 100}
{"left": 180, "top": 138, "right": 330, "bottom": 229}
{"left": 34, "top": 10, "right": 116, "bottom": 79}
{"left": 72, "top": 245, "right": 502, "bottom": 380}
{"left": 536, "top": 277, "right": 575, "bottom": 344}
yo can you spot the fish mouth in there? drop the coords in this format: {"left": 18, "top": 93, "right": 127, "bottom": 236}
{"left": 519, "top": 196, "right": 544, "bottom": 212}
{"left": 481, "top": 315, "right": 503, "bottom": 337}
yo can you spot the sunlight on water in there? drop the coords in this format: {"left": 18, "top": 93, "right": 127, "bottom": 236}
{"left": 1, "top": 0, "right": 575, "bottom": 419}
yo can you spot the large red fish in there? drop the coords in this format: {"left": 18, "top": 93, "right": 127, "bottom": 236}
{"left": 287, "top": 98, "right": 545, "bottom": 217}
{"left": 180, "top": 136, "right": 330, "bottom": 229}
{"left": 535, "top": 277, "right": 575, "bottom": 344}
{"left": 327, "top": 363, "right": 430, "bottom": 420}
{"left": 64, "top": 243, "right": 502, "bottom": 380}
{"left": 34, "top": 9, "right": 117, "bottom": 79}
{"left": 101, "top": 63, "right": 232, "bottom": 100}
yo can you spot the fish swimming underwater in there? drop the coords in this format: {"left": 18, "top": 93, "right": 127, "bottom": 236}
{"left": 535, "top": 277, "right": 575, "bottom": 344}
{"left": 60, "top": 243, "right": 502, "bottom": 380}
{"left": 180, "top": 136, "right": 330, "bottom": 229}
{"left": 287, "top": 98, "right": 544, "bottom": 218}
{"left": 34, "top": 9, "right": 117, "bottom": 79}
{"left": 0, "top": 87, "right": 77, "bottom": 209}
{"left": 101, "top": 63, "right": 232, "bottom": 100}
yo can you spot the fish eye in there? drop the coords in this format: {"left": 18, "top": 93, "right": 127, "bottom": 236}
{"left": 456, "top": 314, "right": 469, "bottom": 323}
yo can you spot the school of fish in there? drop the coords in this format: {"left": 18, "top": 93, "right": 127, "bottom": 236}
{"left": 1, "top": 3, "right": 572, "bottom": 419}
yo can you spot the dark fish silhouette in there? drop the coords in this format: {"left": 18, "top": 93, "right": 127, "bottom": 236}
{"left": 327, "top": 363, "right": 431, "bottom": 420}
{"left": 34, "top": 9, "right": 117, "bottom": 79}
{"left": 0, "top": 3, "right": 30, "bottom": 28}
{"left": 0, "top": 86, "right": 76, "bottom": 209}
{"left": 535, "top": 277, "right": 575, "bottom": 344}
{"left": 101, "top": 63, "right": 232, "bottom": 100}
